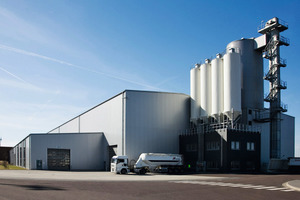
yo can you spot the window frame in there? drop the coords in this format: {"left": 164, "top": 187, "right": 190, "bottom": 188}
{"left": 247, "top": 142, "right": 255, "bottom": 151}
{"left": 231, "top": 141, "right": 240, "bottom": 150}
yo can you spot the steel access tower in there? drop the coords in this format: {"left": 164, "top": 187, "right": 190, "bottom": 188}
{"left": 258, "top": 17, "right": 289, "bottom": 159}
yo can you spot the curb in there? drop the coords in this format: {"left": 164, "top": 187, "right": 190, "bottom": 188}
{"left": 283, "top": 181, "right": 300, "bottom": 192}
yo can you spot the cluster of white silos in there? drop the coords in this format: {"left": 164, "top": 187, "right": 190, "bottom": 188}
{"left": 190, "top": 38, "right": 264, "bottom": 123}
{"left": 190, "top": 48, "right": 242, "bottom": 122}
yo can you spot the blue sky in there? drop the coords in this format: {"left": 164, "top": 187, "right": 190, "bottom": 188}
{"left": 0, "top": 0, "right": 299, "bottom": 155}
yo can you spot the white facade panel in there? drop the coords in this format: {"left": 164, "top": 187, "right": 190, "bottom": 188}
{"left": 124, "top": 91, "right": 190, "bottom": 164}
{"left": 254, "top": 35, "right": 267, "bottom": 49}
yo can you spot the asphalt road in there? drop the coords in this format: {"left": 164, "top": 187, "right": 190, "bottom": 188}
{"left": 0, "top": 173, "right": 299, "bottom": 200}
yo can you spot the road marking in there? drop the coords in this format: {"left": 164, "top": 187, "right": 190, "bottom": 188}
{"left": 170, "top": 181, "right": 296, "bottom": 192}
{"left": 253, "top": 186, "right": 277, "bottom": 189}
{"left": 281, "top": 189, "right": 295, "bottom": 192}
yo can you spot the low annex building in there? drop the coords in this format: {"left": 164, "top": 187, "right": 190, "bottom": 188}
{"left": 10, "top": 133, "right": 105, "bottom": 170}
{"left": 180, "top": 128, "right": 261, "bottom": 172}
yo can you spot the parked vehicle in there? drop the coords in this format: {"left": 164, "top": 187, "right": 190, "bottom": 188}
{"left": 110, "top": 155, "right": 130, "bottom": 174}
{"left": 111, "top": 153, "right": 184, "bottom": 175}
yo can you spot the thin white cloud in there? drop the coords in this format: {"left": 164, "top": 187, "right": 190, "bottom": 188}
{"left": 0, "top": 6, "right": 160, "bottom": 91}
{"left": 0, "top": 44, "right": 160, "bottom": 90}
{"left": 0, "top": 65, "right": 28, "bottom": 83}
{"left": 0, "top": 65, "right": 43, "bottom": 91}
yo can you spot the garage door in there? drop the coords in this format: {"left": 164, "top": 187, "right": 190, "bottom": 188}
{"left": 47, "top": 148, "right": 70, "bottom": 170}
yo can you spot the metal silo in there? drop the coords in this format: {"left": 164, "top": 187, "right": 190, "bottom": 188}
{"left": 190, "top": 64, "right": 201, "bottom": 121}
{"left": 226, "top": 38, "right": 264, "bottom": 111}
{"left": 211, "top": 54, "right": 223, "bottom": 118}
{"left": 223, "top": 48, "right": 242, "bottom": 119}
{"left": 200, "top": 59, "right": 211, "bottom": 118}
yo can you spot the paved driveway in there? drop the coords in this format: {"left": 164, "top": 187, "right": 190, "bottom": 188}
{"left": 0, "top": 171, "right": 299, "bottom": 200}
{"left": 0, "top": 170, "right": 225, "bottom": 181}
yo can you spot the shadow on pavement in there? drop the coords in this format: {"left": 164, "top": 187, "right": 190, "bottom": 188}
{"left": 0, "top": 182, "right": 66, "bottom": 191}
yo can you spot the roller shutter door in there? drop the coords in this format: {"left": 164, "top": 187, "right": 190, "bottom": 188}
{"left": 47, "top": 148, "right": 70, "bottom": 170}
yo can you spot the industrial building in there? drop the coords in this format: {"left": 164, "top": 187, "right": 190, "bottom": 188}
{"left": 10, "top": 17, "right": 295, "bottom": 172}
{"left": 181, "top": 17, "right": 294, "bottom": 172}
{"left": 11, "top": 90, "right": 190, "bottom": 170}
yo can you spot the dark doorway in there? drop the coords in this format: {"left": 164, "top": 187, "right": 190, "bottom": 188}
{"left": 36, "top": 160, "right": 42, "bottom": 170}
{"left": 47, "top": 148, "right": 70, "bottom": 170}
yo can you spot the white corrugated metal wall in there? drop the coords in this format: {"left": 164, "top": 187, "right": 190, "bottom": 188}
{"left": 48, "top": 93, "right": 124, "bottom": 156}
{"left": 46, "top": 90, "right": 190, "bottom": 169}
{"left": 124, "top": 91, "right": 190, "bottom": 164}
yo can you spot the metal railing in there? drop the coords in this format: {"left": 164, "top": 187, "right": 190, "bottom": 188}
{"left": 207, "top": 121, "right": 261, "bottom": 133}
{"left": 281, "top": 102, "right": 288, "bottom": 111}
{"left": 278, "top": 18, "right": 289, "bottom": 28}
{"left": 279, "top": 58, "right": 287, "bottom": 66}
{"left": 279, "top": 36, "right": 290, "bottom": 45}
{"left": 230, "top": 124, "right": 261, "bottom": 133}
{"left": 280, "top": 80, "right": 287, "bottom": 88}
{"left": 257, "top": 18, "right": 288, "bottom": 31}
{"left": 180, "top": 122, "right": 262, "bottom": 136}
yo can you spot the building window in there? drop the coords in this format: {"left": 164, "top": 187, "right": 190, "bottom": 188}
{"left": 248, "top": 121, "right": 252, "bottom": 126}
{"left": 231, "top": 141, "right": 240, "bottom": 150}
{"left": 206, "top": 141, "right": 220, "bottom": 151}
{"left": 247, "top": 142, "right": 255, "bottom": 151}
